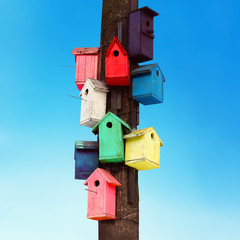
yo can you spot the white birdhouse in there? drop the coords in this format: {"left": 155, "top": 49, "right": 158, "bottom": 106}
{"left": 80, "top": 78, "right": 109, "bottom": 128}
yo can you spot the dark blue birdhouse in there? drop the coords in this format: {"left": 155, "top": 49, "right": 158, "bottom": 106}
{"left": 74, "top": 141, "right": 99, "bottom": 180}
{"left": 131, "top": 64, "right": 165, "bottom": 105}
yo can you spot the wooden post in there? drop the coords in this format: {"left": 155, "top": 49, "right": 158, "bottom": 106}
{"left": 98, "top": 0, "right": 139, "bottom": 239}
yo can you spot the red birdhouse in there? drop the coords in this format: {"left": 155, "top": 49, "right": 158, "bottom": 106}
{"left": 72, "top": 47, "right": 99, "bottom": 91}
{"left": 105, "top": 37, "right": 130, "bottom": 86}
{"left": 84, "top": 168, "right": 121, "bottom": 220}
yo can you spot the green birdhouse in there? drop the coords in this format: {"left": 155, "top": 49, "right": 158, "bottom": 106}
{"left": 92, "top": 112, "right": 131, "bottom": 163}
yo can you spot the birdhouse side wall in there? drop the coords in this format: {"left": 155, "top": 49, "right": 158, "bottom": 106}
{"left": 125, "top": 135, "right": 145, "bottom": 162}
{"left": 104, "top": 183, "right": 117, "bottom": 218}
{"left": 129, "top": 11, "right": 141, "bottom": 59}
{"left": 75, "top": 149, "right": 99, "bottom": 180}
{"left": 76, "top": 55, "right": 85, "bottom": 85}
{"left": 85, "top": 55, "right": 99, "bottom": 80}
{"left": 76, "top": 55, "right": 99, "bottom": 90}
{"left": 132, "top": 72, "right": 153, "bottom": 97}
{"left": 99, "top": 117, "right": 125, "bottom": 162}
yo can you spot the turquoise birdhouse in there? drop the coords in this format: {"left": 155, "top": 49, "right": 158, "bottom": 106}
{"left": 92, "top": 112, "right": 131, "bottom": 163}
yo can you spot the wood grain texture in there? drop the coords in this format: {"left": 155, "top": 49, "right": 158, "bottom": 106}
{"left": 99, "top": 0, "right": 139, "bottom": 127}
{"left": 98, "top": 163, "right": 139, "bottom": 240}
{"left": 84, "top": 168, "right": 121, "bottom": 220}
{"left": 99, "top": 0, "right": 139, "bottom": 239}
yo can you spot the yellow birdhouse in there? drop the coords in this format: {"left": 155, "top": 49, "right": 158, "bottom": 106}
{"left": 123, "top": 127, "right": 163, "bottom": 170}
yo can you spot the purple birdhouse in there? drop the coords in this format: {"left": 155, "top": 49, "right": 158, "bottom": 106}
{"left": 129, "top": 7, "right": 159, "bottom": 63}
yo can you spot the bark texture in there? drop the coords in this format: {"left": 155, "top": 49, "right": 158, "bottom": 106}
{"left": 99, "top": 1, "right": 139, "bottom": 240}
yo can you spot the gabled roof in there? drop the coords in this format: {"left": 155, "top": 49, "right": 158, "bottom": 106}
{"left": 130, "top": 6, "right": 159, "bottom": 17}
{"left": 105, "top": 37, "right": 127, "bottom": 56}
{"left": 80, "top": 78, "right": 109, "bottom": 96}
{"left": 131, "top": 64, "right": 165, "bottom": 82}
{"left": 123, "top": 127, "right": 163, "bottom": 146}
{"left": 92, "top": 112, "right": 131, "bottom": 135}
{"left": 131, "top": 64, "right": 158, "bottom": 75}
{"left": 87, "top": 78, "right": 109, "bottom": 92}
{"left": 72, "top": 47, "right": 100, "bottom": 55}
{"left": 84, "top": 168, "right": 121, "bottom": 186}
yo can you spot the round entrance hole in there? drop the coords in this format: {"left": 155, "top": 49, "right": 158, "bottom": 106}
{"left": 113, "top": 50, "right": 119, "bottom": 57}
{"left": 106, "top": 122, "right": 112, "bottom": 128}
{"left": 95, "top": 180, "right": 100, "bottom": 187}
{"left": 151, "top": 133, "right": 154, "bottom": 139}
{"left": 85, "top": 89, "right": 89, "bottom": 95}
{"left": 146, "top": 21, "right": 150, "bottom": 27}
{"left": 156, "top": 70, "right": 160, "bottom": 77}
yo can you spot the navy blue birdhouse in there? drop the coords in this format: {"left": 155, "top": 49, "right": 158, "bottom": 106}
{"left": 131, "top": 64, "right": 165, "bottom": 105}
{"left": 74, "top": 141, "right": 99, "bottom": 180}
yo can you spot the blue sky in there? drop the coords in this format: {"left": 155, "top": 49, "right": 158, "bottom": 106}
{"left": 0, "top": 0, "right": 239, "bottom": 239}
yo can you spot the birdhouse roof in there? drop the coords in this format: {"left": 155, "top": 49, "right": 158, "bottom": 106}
{"left": 87, "top": 78, "right": 109, "bottom": 92}
{"left": 131, "top": 64, "right": 166, "bottom": 82}
{"left": 123, "top": 127, "right": 163, "bottom": 146}
{"left": 131, "top": 63, "right": 157, "bottom": 74}
{"left": 92, "top": 112, "right": 131, "bottom": 135}
{"left": 130, "top": 6, "right": 159, "bottom": 17}
{"left": 80, "top": 78, "right": 109, "bottom": 96}
{"left": 75, "top": 140, "right": 98, "bottom": 150}
{"left": 72, "top": 47, "right": 100, "bottom": 55}
{"left": 105, "top": 37, "right": 127, "bottom": 56}
{"left": 84, "top": 168, "right": 121, "bottom": 186}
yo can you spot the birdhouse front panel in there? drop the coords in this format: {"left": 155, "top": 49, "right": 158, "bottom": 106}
{"left": 72, "top": 48, "right": 99, "bottom": 91}
{"left": 129, "top": 7, "right": 159, "bottom": 63}
{"left": 98, "top": 116, "right": 125, "bottom": 163}
{"left": 86, "top": 177, "right": 105, "bottom": 220}
{"left": 80, "top": 78, "right": 109, "bottom": 128}
{"left": 132, "top": 64, "right": 164, "bottom": 105}
{"left": 105, "top": 37, "right": 130, "bottom": 86}
{"left": 84, "top": 168, "right": 121, "bottom": 220}
{"left": 74, "top": 141, "right": 99, "bottom": 180}
{"left": 124, "top": 127, "right": 163, "bottom": 170}
{"left": 92, "top": 112, "right": 131, "bottom": 163}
